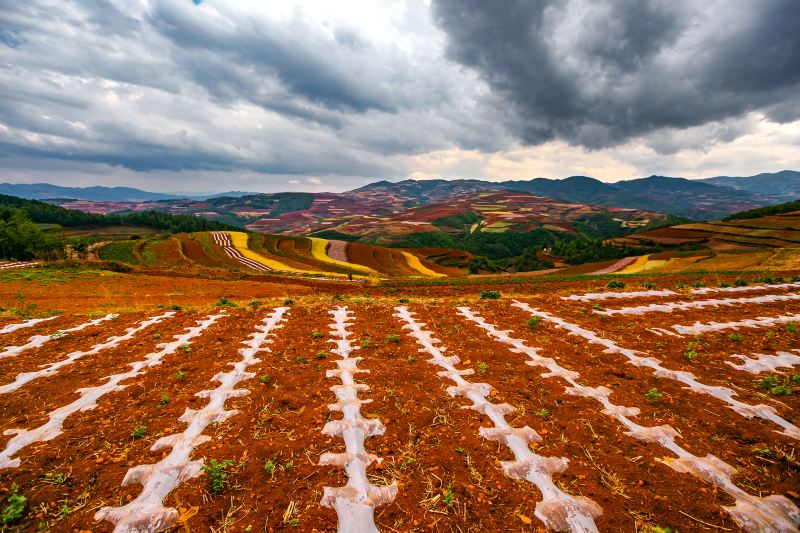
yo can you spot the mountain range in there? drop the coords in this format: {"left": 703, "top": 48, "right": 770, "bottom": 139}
{"left": 2, "top": 170, "right": 798, "bottom": 222}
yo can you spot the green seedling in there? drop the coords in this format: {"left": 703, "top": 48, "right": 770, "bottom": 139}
{"left": 385, "top": 334, "right": 400, "bottom": 343}
{"left": 476, "top": 362, "right": 488, "bottom": 375}
{"left": 131, "top": 424, "right": 148, "bottom": 439}
{"left": 645, "top": 388, "right": 663, "bottom": 403}
{"left": 1, "top": 484, "right": 26, "bottom": 524}
{"left": 201, "top": 459, "right": 235, "bottom": 493}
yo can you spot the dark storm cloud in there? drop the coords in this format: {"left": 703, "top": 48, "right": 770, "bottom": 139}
{"left": 431, "top": 0, "right": 800, "bottom": 149}
{"left": 1, "top": 0, "right": 798, "bottom": 186}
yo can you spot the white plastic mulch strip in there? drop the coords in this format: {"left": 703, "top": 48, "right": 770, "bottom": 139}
{"left": 96, "top": 307, "right": 288, "bottom": 533}
{"left": 319, "top": 306, "right": 397, "bottom": 533}
{"left": 459, "top": 307, "right": 800, "bottom": 533}
{"left": 394, "top": 306, "right": 601, "bottom": 533}
{"left": 0, "top": 311, "right": 226, "bottom": 470}
{"left": 0, "top": 314, "right": 118, "bottom": 360}
{"left": 0, "top": 316, "right": 58, "bottom": 336}
{"left": 596, "top": 292, "right": 800, "bottom": 316}
{"left": 560, "top": 289, "right": 676, "bottom": 302}
{"left": 0, "top": 261, "right": 40, "bottom": 270}
{"left": 692, "top": 281, "right": 800, "bottom": 295}
{"left": 672, "top": 313, "right": 800, "bottom": 336}
{"left": 512, "top": 301, "right": 800, "bottom": 441}
{"left": 210, "top": 231, "right": 270, "bottom": 272}
{"left": 728, "top": 350, "right": 800, "bottom": 374}
{"left": 0, "top": 312, "right": 175, "bottom": 395}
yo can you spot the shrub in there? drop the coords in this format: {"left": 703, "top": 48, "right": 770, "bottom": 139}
{"left": 175, "top": 370, "right": 187, "bottom": 380}
{"left": 385, "top": 334, "right": 400, "bottom": 343}
{"left": 479, "top": 290, "right": 501, "bottom": 299}
{"left": 641, "top": 282, "right": 656, "bottom": 289}
{"left": 734, "top": 278, "right": 748, "bottom": 287}
{"left": 215, "top": 297, "right": 238, "bottom": 307}
{"left": 728, "top": 333, "right": 744, "bottom": 341}
{"left": 259, "top": 374, "right": 271, "bottom": 384}
{"left": 606, "top": 280, "right": 625, "bottom": 289}
{"left": 311, "top": 330, "right": 323, "bottom": 339}
{"left": 527, "top": 316, "right": 542, "bottom": 330}
{"left": 476, "top": 362, "right": 488, "bottom": 375}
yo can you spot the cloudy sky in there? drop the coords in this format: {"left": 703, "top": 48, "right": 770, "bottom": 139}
{"left": 1, "top": 0, "right": 798, "bottom": 193}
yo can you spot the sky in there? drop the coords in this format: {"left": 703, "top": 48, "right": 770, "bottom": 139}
{"left": 1, "top": 0, "right": 799, "bottom": 194}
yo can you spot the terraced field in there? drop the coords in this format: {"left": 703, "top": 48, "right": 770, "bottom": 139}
{"left": 612, "top": 210, "right": 800, "bottom": 251}
{"left": 98, "top": 232, "right": 456, "bottom": 279}
{"left": 1, "top": 278, "right": 798, "bottom": 532}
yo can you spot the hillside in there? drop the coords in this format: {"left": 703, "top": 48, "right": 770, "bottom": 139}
{"left": 604, "top": 199, "right": 800, "bottom": 274}
{"left": 610, "top": 200, "right": 800, "bottom": 252}
{"left": 97, "top": 231, "right": 462, "bottom": 278}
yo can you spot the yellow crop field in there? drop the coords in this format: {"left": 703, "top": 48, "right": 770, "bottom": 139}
{"left": 308, "top": 237, "right": 377, "bottom": 275}
{"left": 400, "top": 251, "right": 446, "bottom": 277}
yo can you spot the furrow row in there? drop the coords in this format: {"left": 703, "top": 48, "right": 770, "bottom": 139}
{"left": 96, "top": 307, "right": 288, "bottom": 532}
{"left": 319, "top": 306, "right": 397, "bottom": 532}
{"left": 394, "top": 306, "right": 602, "bottom": 533}
{"left": 0, "top": 314, "right": 117, "bottom": 360}
{"left": 0, "top": 312, "right": 175, "bottom": 395}
{"left": 513, "top": 300, "right": 800, "bottom": 440}
{"left": 0, "top": 311, "right": 227, "bottom": 469}
{"left": 458, "top": 306, "right": 800, "bottom": 532}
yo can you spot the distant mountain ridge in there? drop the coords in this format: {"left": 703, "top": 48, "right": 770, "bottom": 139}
{"left": 0, "top": 183, "right": 258, "bottom": 202}
{"left": 700, "top": 170, "right": 800, "bottom": 197}
{"left": 358, "top": 172, "right": 789, "bottom": 220}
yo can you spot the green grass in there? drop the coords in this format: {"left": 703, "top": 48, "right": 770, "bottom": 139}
{"left": 98, "top": 241, "right": 139, "bottom": 264}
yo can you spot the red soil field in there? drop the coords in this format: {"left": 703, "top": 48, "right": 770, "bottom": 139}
{"left": 0, "top": 269, "right": 798, "bottom": 532}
